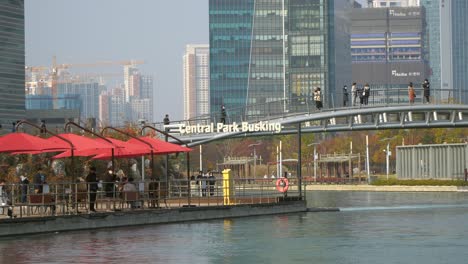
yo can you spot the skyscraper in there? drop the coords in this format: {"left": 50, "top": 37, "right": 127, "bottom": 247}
{"left": 351, "top": 6, "right": 427, "bottom": 102}
{"left": 0, "top": 0, "right": 25, "bottom": 129}
{"left": 140, "top": 75, "right": 154, "bottom": 122}
{"left": 420, "top": 0, "right": 468, "bottom": 104}
{"left": 124, "top": 65, "right": 138, "bottom": 103}
{"left": 57, "top": 82, "right": 101, "bottom": 121}
{"left": 209, "top": 0, "right": 351, "bottom": 120}
{"left": 183, "top": 44, "right": 210, "bottom": 120}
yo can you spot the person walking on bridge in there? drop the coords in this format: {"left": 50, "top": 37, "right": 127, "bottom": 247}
{"left": 313, "top": 87, "right": 323, "bottom": 110}
{"left": 423, "top": 79, "right": 430, "bottom": 103}
{"left": 408, "top": 82, "right": 416, "bottom": 104}
{"left": 343, "top": 85, "right": 349, "bottom": 107}
{"left": 363, "top": 83, "right": 370, "bottom": 105}
{"left": 351, "top": 83, "right": 357, "bottom": 106}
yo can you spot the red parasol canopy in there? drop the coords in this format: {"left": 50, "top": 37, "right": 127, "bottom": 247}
{"left": 83, "top": 137, "right": 152, "bottom": 159}
{"left": 92, "top": 136, "right": 191, "bottom": 160}
{"left": 0, "top": 133, "right": 67, "bottom": 154}
{"left": 128, "top": 136, "right": 192, "bottom": 154}
{"left": 50, "top": 133, "right": 115, "bottom": 159}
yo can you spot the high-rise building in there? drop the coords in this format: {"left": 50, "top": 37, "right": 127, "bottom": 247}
{"left": 420, "top": 0, "right": 468, "bottom": 104}
{"left": 183, "top": 44, "right": 210, "bottom": 121}
{"left": 0, "top": 0, "right": 25, "bottom": 129}
{"left": 57, "top": 82, "right": 101, "bottom": 121}
{"left": 130, "top": 98, "right": 151, "bottom": 122}
{"left": 129, "top": 73, "right": 141, "bottom": 100}
{"left": 140, "top": 75, "right": 154, "bottom": 122}
{"left": 124, "top": 65, "right": 138, "bottom": 103}
{"left": 209, "top": 0, "right": 351, "bottom": 119}
{"left": 108, "top": 87, "right": 127, "bottom": 126}
{"left": 351, "top": 6, "right": 427, "bottom": 102}
{"left": 99, "top": 92, "right": 109, "bottom": 125}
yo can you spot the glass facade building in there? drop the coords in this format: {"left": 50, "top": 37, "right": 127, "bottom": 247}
{"left": 57, "top": 82, "right": 100, "bottom": 121}
{"left": 209, "top": 0, "right": 351, "bottom": 120}
{"left": 451, "top": 1, "right": 468, "bottom": 104}
{"left": 420, "top": 0, "right": 468, "bottom": 104}
{"left": 351, "top": 6, "right": 427, "bottom": 103}
{"left": 0, "top": 0, "right": 25, "bottom": 128}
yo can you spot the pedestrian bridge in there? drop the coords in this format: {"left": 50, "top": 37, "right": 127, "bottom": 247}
{"left": 166, "top": 104, "right": 468, "bottom": 147}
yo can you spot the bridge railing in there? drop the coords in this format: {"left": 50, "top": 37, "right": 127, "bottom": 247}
{"left": 155, "top": 88, "right": 468, "bottom": 131}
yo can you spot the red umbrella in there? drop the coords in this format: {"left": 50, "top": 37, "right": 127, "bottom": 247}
{"left": 83, "top": 137, "right": 152, "bottom": 159}
{"left": 91, "top": 136, "right": 191, "bottom": 160}
{"left": 50, "top": 133, "right": 115, "bottom": 159}
{"left": 128, "top": 136, "right": 192, "bottom": 154}
{"left": 0, "top": 133, "right": 67, "bottom": 154}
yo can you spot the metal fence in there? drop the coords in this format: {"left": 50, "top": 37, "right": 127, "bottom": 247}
{"left": 397, "top": 143, "right": 468, "bottom": 180}
{"left": 0, "top": 179, "right": 299, "bottom": 219}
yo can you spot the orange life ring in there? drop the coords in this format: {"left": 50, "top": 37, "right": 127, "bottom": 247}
{"left": 276, "top": 178, "right": 289, "bottom": 193}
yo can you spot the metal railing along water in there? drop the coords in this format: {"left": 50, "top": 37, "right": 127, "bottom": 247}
{"left": 0, "top": 179, "right": 299, "bottom": 219}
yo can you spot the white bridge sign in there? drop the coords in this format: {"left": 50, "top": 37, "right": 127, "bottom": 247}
{"left": 170, "top": 121, "right": 282, "bottom": 135}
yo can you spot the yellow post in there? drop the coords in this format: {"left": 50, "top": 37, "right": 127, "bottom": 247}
{"left": 222, "top": 169, "right": 234, "bottom": 205}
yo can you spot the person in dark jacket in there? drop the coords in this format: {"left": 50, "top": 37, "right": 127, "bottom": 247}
{"left": 313, "top": 87, "right": 322, "bottom": 110}
{"left": 343, "top": 85, "right": 349, "bottom": 107}
{"left": 19, "top": 175, "right": 29, "bottom": 203}
{"left": 163, "top": 114, "right": 170, "bottom": 125}
{"left": 33, "top": 167, "right": 46, "bottom": 194}
{"left": 86, "top": 167, "right": 98, "bottom": 212}
{"left": 220, "top": 105, "right": 227, "bottom": 124}
{"left": 208, "top": 172, "right": 216, "bottom": 196}
{"left": 363, "top": 83, "right": 370, "bottom": 105}
{"left": 423, "top": 79, "right": 430, "bottom": 103}
{"left": 103, "top": 169, "right": 116, "bottom": 198}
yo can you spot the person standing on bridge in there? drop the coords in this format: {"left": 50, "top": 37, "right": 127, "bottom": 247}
{"left": 163, "top": 114, "right": 170, "bottom": 125}
{"left": 408, "top": 82, "right": 416, "bottom": 104}
{"left": 363, "top": 83, "right": 370, "bottom": 105}
{"left": 351, "top": 83, "right": 357, "bottom": 106}
{"left": 313, "top": 87, "right": 322, "bottom": 110}
{"left": 423, "top": 79, "right": 430, "bottom": 103}
{"left": 343, "top": 85, "right": 349, "bottom": 107}
{"left": 220, "top": 105, "right": 227, "bottom": 124}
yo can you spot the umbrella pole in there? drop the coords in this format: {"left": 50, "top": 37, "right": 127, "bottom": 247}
{"left": 151, "top": 150, "right": 154, "bottom": 179}
{"left": 71, "top": 149, "right": 75, "bottom": 183}
{"left": 187, "top": 152, "right": 191, "bottom": 206}
{"left": 112, "top": 149, "right": 115, "bottom": 177}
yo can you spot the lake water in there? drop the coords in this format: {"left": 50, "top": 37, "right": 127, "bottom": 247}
{"left": 1, "top": 191, "right": 468, "bottom": 264}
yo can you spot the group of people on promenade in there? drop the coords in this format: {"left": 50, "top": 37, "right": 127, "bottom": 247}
{"left": 84, "top": 166, "right": 155, "bottom": 211}
{"left": 342, "top": 79, "right": 431, "bottom": 107}
{"left": 0, "top": 164, "right": 158, "bottom": 217}
{"left": 190, "top": 171, "right": 216, "bottom": 197}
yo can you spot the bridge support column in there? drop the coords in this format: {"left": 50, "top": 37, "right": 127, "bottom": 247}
{"left": 297, "top": 123, "right": 302, "bottom": 199}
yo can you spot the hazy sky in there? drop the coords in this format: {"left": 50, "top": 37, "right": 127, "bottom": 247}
{"left": 25, "top": 0, "right": 209, "bottom": 121}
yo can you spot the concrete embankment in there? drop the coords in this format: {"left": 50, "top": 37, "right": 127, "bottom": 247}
{"left": 0, "top": 201, "right": 307, "bottom": 237}
{"left": 306, "top": 185, "right": 468, "bottom": 192}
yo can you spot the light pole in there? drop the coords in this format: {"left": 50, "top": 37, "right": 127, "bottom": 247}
{"left": 307, "top": 143, "right": 319, "bottom": 182}
{"left": 380, "top": 137, "right": 396, "bottom": 180}
{"left": 248, "top": 142, "right": 262, "bottom": 178}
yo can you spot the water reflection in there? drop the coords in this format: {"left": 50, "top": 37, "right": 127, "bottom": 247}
{"left": 1, "top": 191, "right": 468, "bottom": 263}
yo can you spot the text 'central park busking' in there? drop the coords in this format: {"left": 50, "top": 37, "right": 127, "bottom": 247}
{"left": 175, "top": 121, "right": 282, "bottom": 134}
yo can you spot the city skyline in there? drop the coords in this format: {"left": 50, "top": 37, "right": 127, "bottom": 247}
{"left": 25, "top": 0, "right": 209, "bottom": 122}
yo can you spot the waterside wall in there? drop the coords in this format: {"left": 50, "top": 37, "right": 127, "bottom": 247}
{"left": 0, "top": 200, "right": 307, "bottom": 237}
